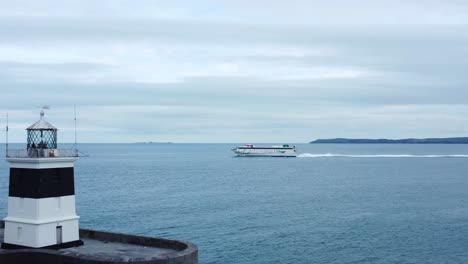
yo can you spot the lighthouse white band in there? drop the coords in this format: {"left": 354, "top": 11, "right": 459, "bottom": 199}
{"left": 6, "top": 196, "right": 78, "bottom": 221}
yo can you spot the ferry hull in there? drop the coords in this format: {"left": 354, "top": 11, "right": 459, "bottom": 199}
{"left": 234, "top": 153, "right": 296, "bottom": 157}
{"left": 232, "top": 148, "right": 297, "bottom": 157}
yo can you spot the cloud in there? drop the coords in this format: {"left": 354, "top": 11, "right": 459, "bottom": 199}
{"left": 2, "top": 0, "right": 468, "bottom": 24}
{"left": 0, "top": 2, "right": 467, "bottom": 142}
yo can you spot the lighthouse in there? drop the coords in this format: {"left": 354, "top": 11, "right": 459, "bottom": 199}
{"left": 2, "top": 110, "right": 82, "bottom": 249}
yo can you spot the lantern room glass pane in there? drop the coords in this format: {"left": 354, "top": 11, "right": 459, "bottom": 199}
{"left": 27, "top": 130, "right": 57, "bottom": 149}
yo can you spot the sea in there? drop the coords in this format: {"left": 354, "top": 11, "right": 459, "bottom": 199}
{"left": 1, "top": 143, "right": 468, "bottom": 264}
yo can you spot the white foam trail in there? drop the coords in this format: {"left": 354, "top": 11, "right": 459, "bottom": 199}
{"left": 297, "top": 153, "right": 468, "bottom": 158}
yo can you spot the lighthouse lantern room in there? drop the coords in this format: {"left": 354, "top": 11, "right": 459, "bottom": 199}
{"left": 27, "top": 109, "right": 57, "bottom": 150}
{"left": 2, "top": 110, "right": 82, "bottom": 249}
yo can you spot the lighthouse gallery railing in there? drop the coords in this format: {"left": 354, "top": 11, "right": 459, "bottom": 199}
{"left": 6, "top": 149, "right": 79, "bottom": 158}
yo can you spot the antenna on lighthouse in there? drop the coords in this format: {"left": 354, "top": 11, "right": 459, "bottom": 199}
{"left": 74, "top": 104, "right": 77, "bottom": 154}
{"left": 5, "top": 112, "right": 8, "bottom": 158}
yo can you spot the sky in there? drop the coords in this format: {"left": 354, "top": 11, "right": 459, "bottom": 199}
{"left": 1, "top": 0, "right": 468, "bottom": 143}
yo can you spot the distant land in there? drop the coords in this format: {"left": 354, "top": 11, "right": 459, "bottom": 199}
{"left": 310, "top": 137, "right": 468, "bottom": 144}
{"left": 134, "top": 142, "right": 173, "bottom": 144}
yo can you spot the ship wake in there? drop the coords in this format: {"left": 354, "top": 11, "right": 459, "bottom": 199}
{"left": 297, "top": 153, "right": 468, "bottom": 158}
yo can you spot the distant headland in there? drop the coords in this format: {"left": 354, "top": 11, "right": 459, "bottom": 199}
{"left": 134, "top": 142, "right": 173, "bottom": 144}
{"left": 310, "top": 137, "right": 468, "bottom": 144}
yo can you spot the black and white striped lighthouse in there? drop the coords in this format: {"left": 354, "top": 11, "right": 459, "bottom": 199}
{"left": 2, "top": 110, "right": 82, "bottom": 249}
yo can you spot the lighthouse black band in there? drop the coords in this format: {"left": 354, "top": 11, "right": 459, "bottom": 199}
{"left": 9, "top": 168, "right": 75, "bottom": 198}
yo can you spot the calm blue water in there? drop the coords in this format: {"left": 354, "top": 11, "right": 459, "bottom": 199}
{"left": 1, "top": 143, "right": 468, "bottom": 263}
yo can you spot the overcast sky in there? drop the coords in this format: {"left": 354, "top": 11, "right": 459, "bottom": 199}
{"left": 1, "top": 0, "right": 468, "bottom": 143}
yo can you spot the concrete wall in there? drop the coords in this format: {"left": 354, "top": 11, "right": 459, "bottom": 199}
{"left": 0, "top": 249, "right": 198, "bottom": 264}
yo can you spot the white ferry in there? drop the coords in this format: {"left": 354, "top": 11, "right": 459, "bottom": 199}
{"left": 231, "top": 144, "right": 297, "bottom": 157}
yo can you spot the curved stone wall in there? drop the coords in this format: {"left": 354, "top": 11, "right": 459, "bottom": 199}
{"left": 0, "top": 226, "right": 198, "bottom": 264}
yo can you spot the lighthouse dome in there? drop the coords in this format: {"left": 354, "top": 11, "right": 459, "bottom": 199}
{"left": 26, "top": 110, "right": 58, "bottom": 131}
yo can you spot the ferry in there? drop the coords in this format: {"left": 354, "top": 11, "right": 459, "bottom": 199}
{"left": 231, "top": 144, "right": 297, "bottom": 157}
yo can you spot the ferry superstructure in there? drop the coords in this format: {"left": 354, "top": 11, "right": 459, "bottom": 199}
{"left": 231, "top": 144, "right": 297, "bottom": 157}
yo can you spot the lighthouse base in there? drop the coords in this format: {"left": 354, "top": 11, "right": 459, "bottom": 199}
{"left": 2, "top": 217, "right": 80, "bottom": 249}
{"left": 1, "top": 239, "right": 83, "bottom": 250}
